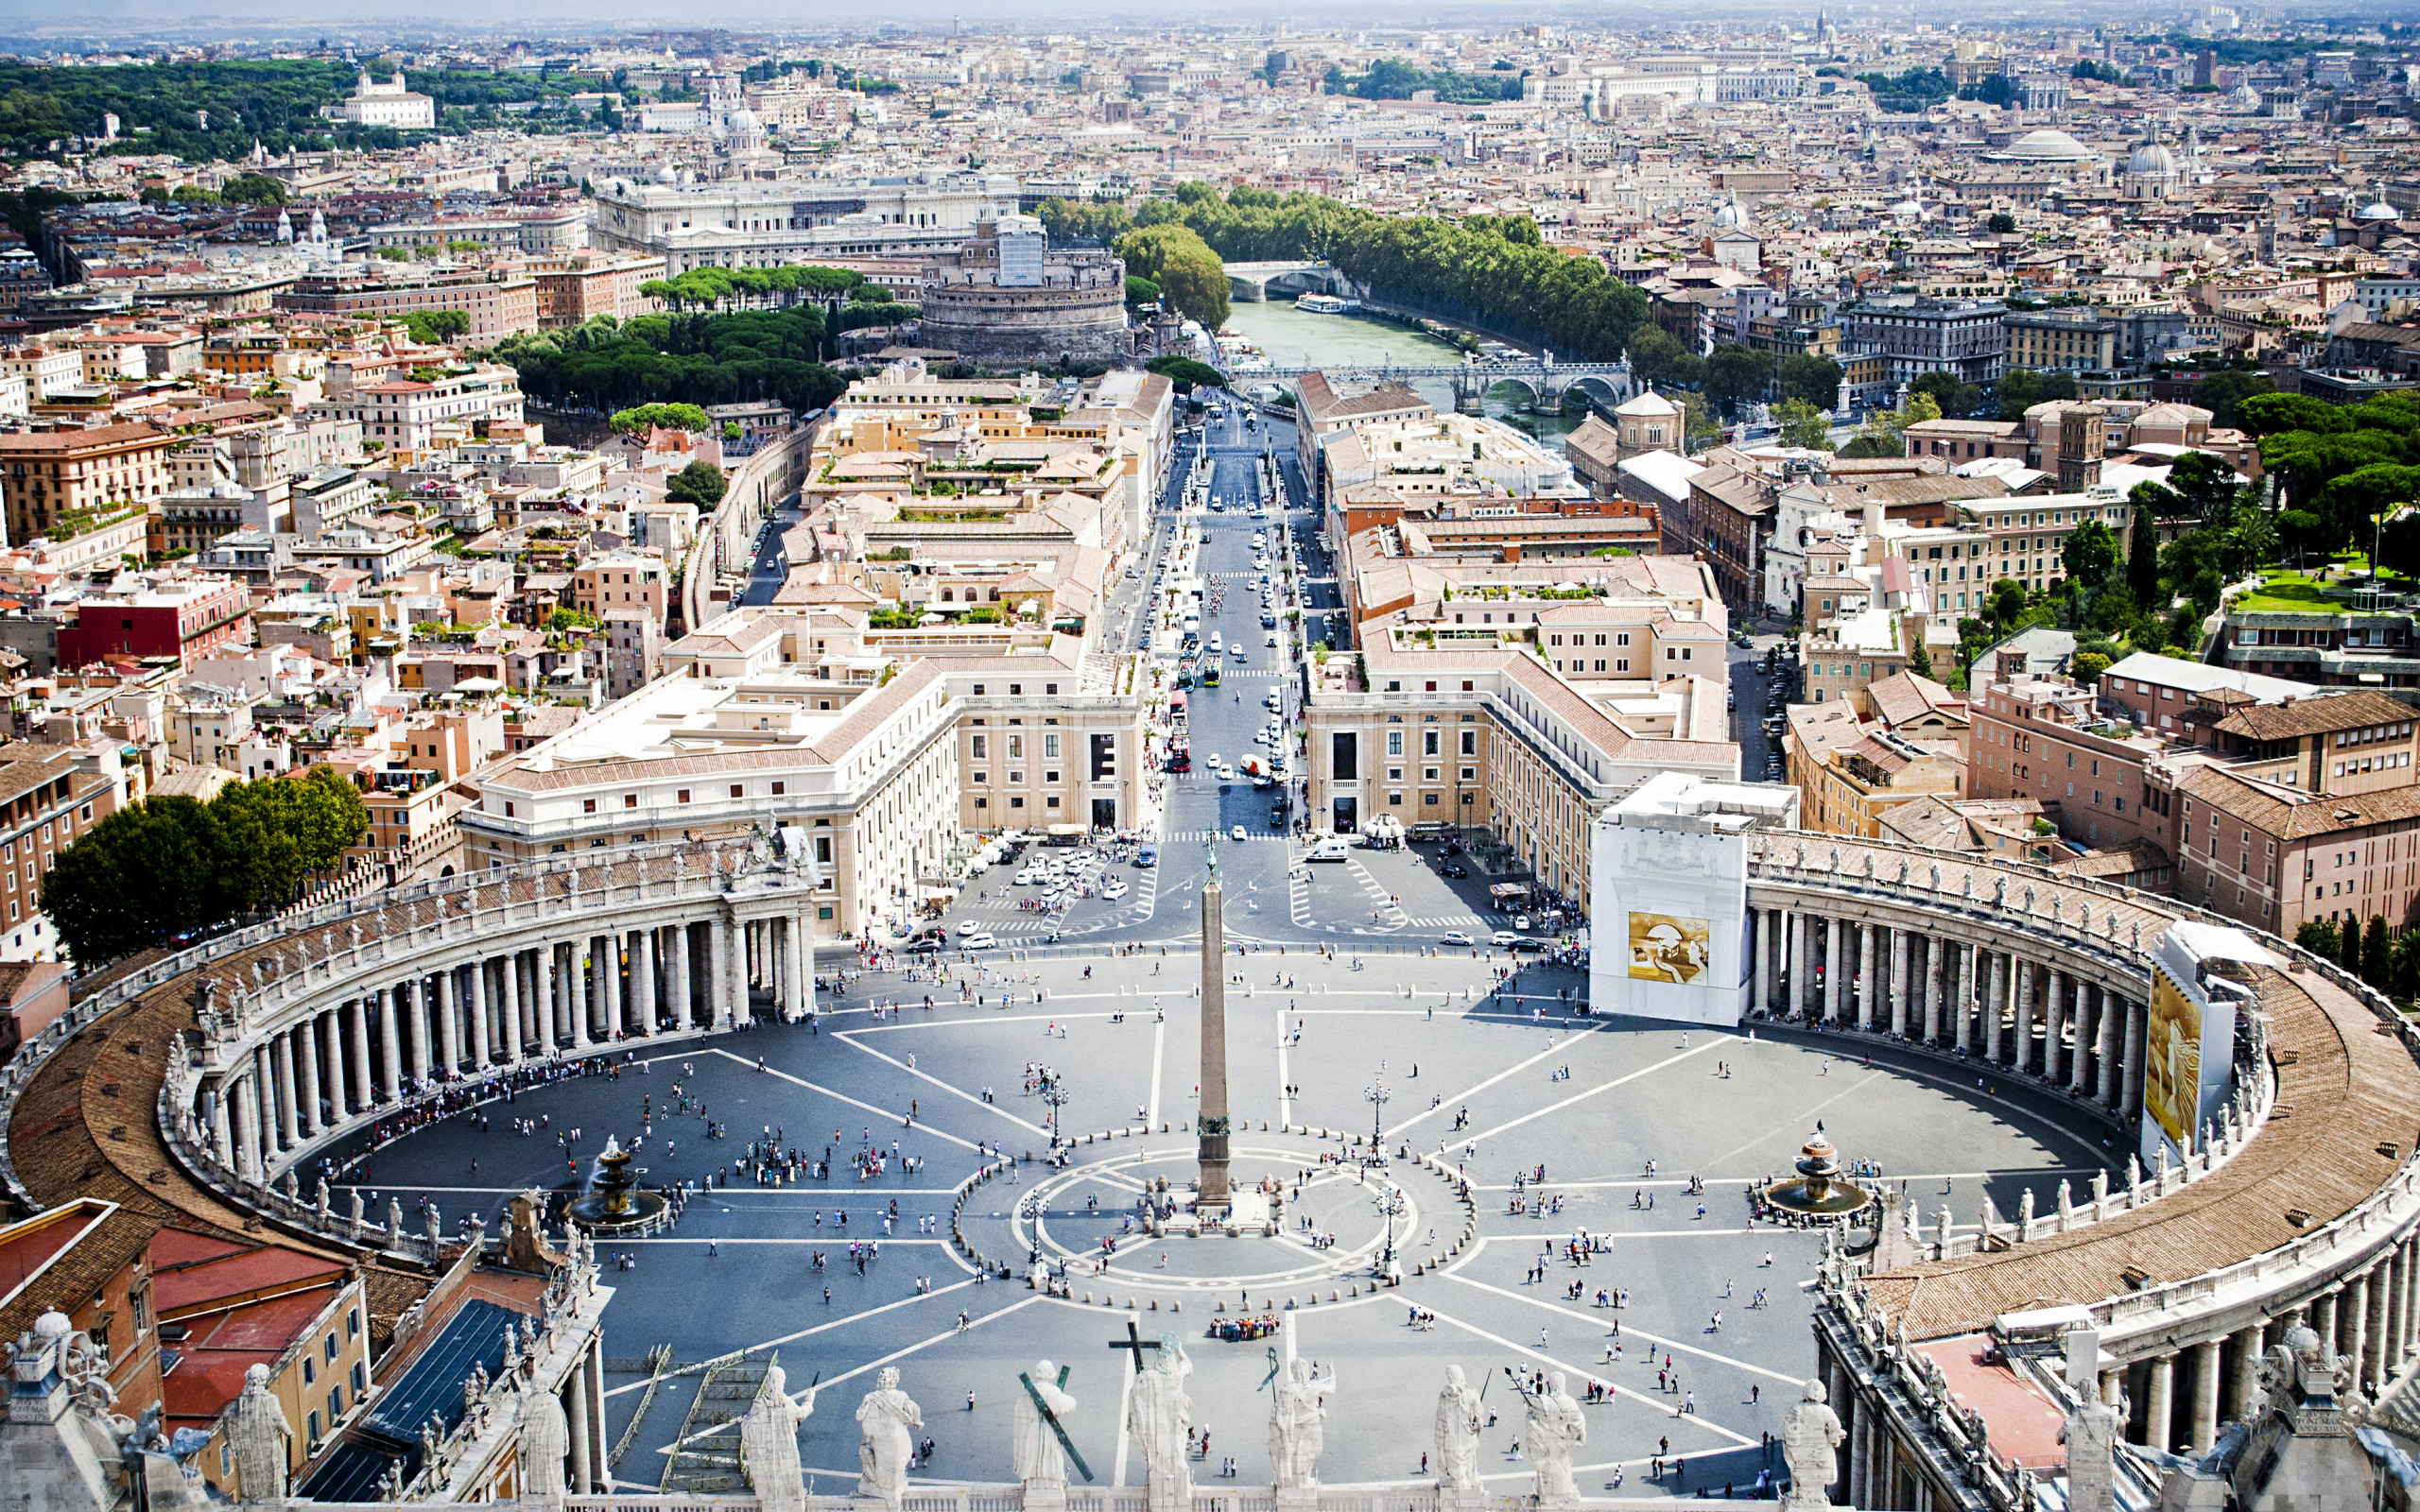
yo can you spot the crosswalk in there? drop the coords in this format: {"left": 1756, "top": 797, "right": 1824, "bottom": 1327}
{"left": 1159, "top": 829, "right": 1290, "bottom": 844}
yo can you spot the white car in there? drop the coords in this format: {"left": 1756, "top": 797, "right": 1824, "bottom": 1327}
{"left": 1220, "top": 765, "right": 1239, "bottom": 782}
{"left": 1253, "top": 730, "right": 1269, "bottom": 744}
{"left": 1491, "top": 930, "right": 1523, "bottom": 948}
{"left": 1013, "top": 868, "right": 1039, "bottom": 885}
{"left": 1440, "top": 931, "right": 1475, "bottom": 948}
{"left": 1102, "top": 880, "right": 1130, "bottom": 901}
{"left": 1231, "top": 824, "right": 1249, "bottom": 841}
{"left": 961, "top": 931, "right": 999, "bottom": 950}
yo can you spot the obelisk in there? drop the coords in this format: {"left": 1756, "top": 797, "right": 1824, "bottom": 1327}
{"left": 1197, "top": 863, "right": 1232, "bottom": 1213}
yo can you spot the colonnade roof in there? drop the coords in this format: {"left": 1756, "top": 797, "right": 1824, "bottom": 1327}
{"left": 0, "top": 840, "right": 756, "bottom": 1351}
{"left": 1859, "top": 963, "right": 2420, "bottom": 1340}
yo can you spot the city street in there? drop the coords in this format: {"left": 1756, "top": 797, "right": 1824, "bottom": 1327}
{"left": 933, "top": 401, "right": 1525, "bottom": 953}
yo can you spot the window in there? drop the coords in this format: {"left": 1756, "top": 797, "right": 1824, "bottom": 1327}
{"left": 1387, "top": 730, "right": 1405, "bottom": 757}
{"left": 1045, "top": 734, "right": 1061, "bottom": 760}
{"left": 677, "top": 789, "right": 690, "bottom": 803}
{"left": 325, "top": 1333, "right": 338, "bottom": 1363}
{"left": 972, "top": 735, "right": 987, "bottom": 760}
{"left": 730, "top": 784, "right": 744, "bottom": 799}
{"left": 582, "top": 799, "right": 596, "bottom": 814}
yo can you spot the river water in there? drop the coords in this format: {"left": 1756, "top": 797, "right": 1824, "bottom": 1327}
{"left": 1217, "top": 301, "right": 1581, "bottom": 450}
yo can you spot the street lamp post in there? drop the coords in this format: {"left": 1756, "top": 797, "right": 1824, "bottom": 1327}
{"left": 1040, "top": 1068, "right": 1071, "bottom": 1165}
{"left": 1019, "top": 1194, "right": 1046, "bottom": 1266}
{"left": 1371, "top": 1179, "right": 1406, "bottom": 1283}
{"left": 1363, "top": 1074, "right": 1391, "bottom": 1167}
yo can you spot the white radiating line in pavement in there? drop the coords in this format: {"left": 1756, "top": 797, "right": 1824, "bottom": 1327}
{"left": 603, "top": 1277, "right": 990, "bottom": 1398}
{"left": 652, "top": 1293, "right": 1049, "bottom": 1452}
{"left": 1387, "top": 1024, "right": 1611, "bottom": 1140}
{"left": 1457, "top": 1039, "right": 1726, "bottom": 1147}
{"left": 1149, "top": 1015, "right": 1167, "bottom": 1130}
{"left": 1417, "top": 1298, "right": 1756, "bottom": 1449}
{"left": 1463, "top": 1168, "right": 2096, "bottom": 1192}
{"left": 819, "top": 1035, "right": 1047, "bottom": 1137}
{"left": 1275, "top": 1006, "right": 1292, "bottom": 1127}
{"left": 1440, "top": 1269, "right": 1804, "bottom": 1388}
{"left": 700, "top": 1052, "right": 984, "bottom": 1150}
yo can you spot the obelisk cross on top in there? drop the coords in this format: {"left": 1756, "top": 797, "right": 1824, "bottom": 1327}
{"left": 1197, "top": 832, "right": 1231, "bottom": 1214}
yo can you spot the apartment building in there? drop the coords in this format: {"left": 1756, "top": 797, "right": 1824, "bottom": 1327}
{"left": 2170, "top": 763, "right": 2420, "bottom": 936}
{"left": 529, "top": 252, "right": 668, "bottom": 328}
{"left": 2004, "top": 309, "right": 2120, "bottom": 372}
{"left": 0, "top": 742, "right": 128, "bottom": 960}
{"left": 1960, "top": 487, "right": 2137, "bottom": 595}
{"left": 56, "top": 576, "right": 254, "bottom": 672}
{"left": 1967, "top": 657, "right": 2169, "bottom": 855}
{"left": 314, "top": 364, "right": 526, "bottom": 455}
{"left": 0, "top": 421, "right": 177, "bottom": 547}
{"left": 1841, "top": 298, "right": 2010, "bottom": 387}
{"left": 1295, "top": 371, "right": 1434, "bottom": 507}
{"left": 273, "top": 272, "right": 540, "bottom": 339}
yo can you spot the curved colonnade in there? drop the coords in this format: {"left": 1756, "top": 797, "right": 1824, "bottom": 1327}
{"left": 2, "top": 831, "right": 2418, "bottom": 1510}
{"left": 1746, "top": 836, "right": 2420, "bottom": 1512}
{"left": 0, "top": 838, "right": 821, "bottom": 1266}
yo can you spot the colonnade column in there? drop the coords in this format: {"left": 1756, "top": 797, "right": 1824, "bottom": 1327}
{"left": 635, "top": 927, "right": 659, "bottom": 1033}
{"left": 1754, "top": 911, "right": 1772, "bottom": 1017}
{"left": 1890, "top": 928, "right": 1910, "bottom": 1038}
{"left": 295, "top": 1021, "right": 321, "bottom": 1137}
{"left": 2120, "top": 995, "right": 2145, "bottom": 1119}
{"left": 1922, "top": 936, "right": 1941, "bottom": 1043}
{"left": 2144, "top": 1353, "right": 2176, "bottom": 1452}
{"left": 572, "top": 941, "right": 595, "bottom": 1050}
{"left": 711, "top": 918, "right": 735, "bottom": 1029}
{"left": 377, "top": 987, "right": 402, "bottom": 1103}
{"left": 2043, "top": 968, "right": 2066, "bottom": 1085}
{"left": 2227, "top": 1325, "right": 2262, "bottom": 1426}
{"left": 503, "top": 951, "right": 526, "bottom": 1064}
{"left": 2367, "top": 1261, "right": 2393, "bottom": 1393}
{"left": 232, "top": 1071, "right": 260, "bottom": 1181}
{"left": 2187, "top": 1339, "right": 2221, "bottom": 1454}
{"left": 409, "top": 977, "right": 431, "bottom": 1086}
{"left": 1789, "top": 912, "right": 1809, "bottom": 1018}
{"left": 1857, "top": 924, "right": 1877, "bottom": 1031}
{"left": 438, "top": 969, "right": 459, "bottom": 1079}
{"left": 209, "top": 1083, "right": 233, "bottom": 1170}
{"left": 1823, "top": 917, "right": 1843, "bottom": 1022}
{"left": 565, "top": 1373, "right": 593, "bottom": 1493}
{"left": 1955, "top": 944, "right": 1976, "bottom": 1053}
{"left": 252, "top": 1048, "right": 275, "bottom": 1170}
{"left": 2069, "top": 984, "right": 2094, "bottom": 1095}
{"left": 534, "top": 944, "right": 557, "bottom": 1052}
{"left": 2012, "top": 956, "right": 2034, "bottom": 1073}
{"left": 673, "top": 924, "right": 695, "bottom": 1031}
{"left": 470, "top": 959, "right": 492, "bottom": 1068}
{"left": 606, "top": 932, "right": 627, "bottom": 1041}
{"left": 271, "top": 1032, "right": 298, "bottom": 1150}
{"left": 2098, "top": 985, "right": 2119, "bottom": 1106}
{"left": 2346, "top": 1274, "right": 2372, "bottom": 1390}
{"left": 2386, "top": 1246, "right": 2409, "bottom": 1383}
{"left": 1980, "top": 951, "right": 2004, "bottom": 1063}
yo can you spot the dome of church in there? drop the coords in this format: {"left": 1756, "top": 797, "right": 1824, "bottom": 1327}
{"left": 2229, "top": 82, "right": 2263, "bottom": 112}
{"left": 2002, "top": 129, "right": 2099, "bottom": 162}
{"left": 2127, "top": 142, "right": 2179, "bottom": 177}
{"left": 1711, "top": 193, "right": 1750, "bottom": 230}
{"left": 2360, "top": 200, "right": 2401, "bottom": 221}
{"left": 729, "top": 108, "right": 759, "bottom": 134}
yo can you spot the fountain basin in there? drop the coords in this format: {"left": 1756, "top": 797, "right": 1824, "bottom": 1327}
{"left": 566, "top": 1138, "right": 672, "bottom": 1236}
{"left": 1759, "top": 1133, "right": 1874, "bottom": 1221}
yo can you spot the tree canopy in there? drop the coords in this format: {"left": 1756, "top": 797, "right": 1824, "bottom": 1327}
{"left": 610, "top": 403, "right": 714, "bottom": 435}
{"left": 1115, "top": 223, "right": 1231, "bottom": 330}
{"left": 490, "top": 310, "right": 846, "bottom": 419}
{"left": 43, "top": 766, "right": 367, "bottom": 963}
{"left": 665, "top": 460, "right": 729, "bottom": 507}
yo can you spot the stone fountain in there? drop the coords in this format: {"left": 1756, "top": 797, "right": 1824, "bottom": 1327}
{"left": 565, "top": 1136, "right": 669, "bottom": 1235}
{"left": 1759, "top": 1132, "right": 1875, "bottom": 1222}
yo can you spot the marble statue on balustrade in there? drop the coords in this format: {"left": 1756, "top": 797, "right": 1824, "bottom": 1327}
{"left": 1269, "top": 1357, "right": 1335, "bottom": 1496}
{"left": 855, "top": 1366, "right": 922, "bottom": 1510}
{"left": 516, "top": 1377, "right": 569, "bottom": 1504}
{"left": 1128, "top": 1333, "right": 1194, "bottom": 1511}
{"left": 1434, "top": 1365, "right": 1483, "bottom": 1492}
{"left": 1782, "top": 1377, "right": 1844, "bottom": 1512}
{"left": 1526, "top": 1372, "right": 1585, "bottom": 1504}
{"left": 740, "top": 1364, "right": 814, "bottom": 1512}
{"left": 227, "top": 1363, "right": 292, "bottom": 1504}
{"left": 1012, "top": 1360, "right": 1077, "bottom": 1504}
{"left": 2060, "top": 1393, "right": 2121, "bottom": 1512}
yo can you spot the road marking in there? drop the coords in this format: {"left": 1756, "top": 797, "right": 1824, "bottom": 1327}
{"left": 699, "top": 1051, "right": 988, "bottom": 1149}
{"left": 1458, "top": 1039, "right": 1726, "bottom": 1146}
{"left": 1390, "top": 1026, "right": 1610, "bottom": 1140}
{"left": 818, "top": 1037, "right": 1047, "bottom": 1138}
{"left": 1439, "top": 1272, "right": 1798, "bottom": 1396}
{"left": 1417, "top": 1297, "right": 1757, "bottom": 1449}
{"left": 602, "top": 1278, "right": 994, "bottom": 1398}
{"left": 1149, "top": 1017, "right": 1167, "bottom": 1129}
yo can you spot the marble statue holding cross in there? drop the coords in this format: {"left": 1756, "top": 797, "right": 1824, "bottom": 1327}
{"left": 1014, "top": 1361, "right": 1085, "bottom": 1504}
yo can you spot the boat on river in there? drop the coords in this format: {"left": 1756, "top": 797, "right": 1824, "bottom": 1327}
{"left": 1293, "top": 294, "right": 1362, "bottom": 314}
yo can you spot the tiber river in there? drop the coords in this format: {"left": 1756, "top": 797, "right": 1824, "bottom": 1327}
{"left": 1217, "top": 301, "right": 1582, "bottom": 450}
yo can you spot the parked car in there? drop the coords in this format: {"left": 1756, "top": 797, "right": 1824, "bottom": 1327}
{"left": 960, "top": 932, "right": 999, "bottom": 950}
{"left": 1491, "top": 930, "right": 1524, "bottom": 948}
{"left": 1440, "top": 931, "right": 1475, "bottom": 948}
{"left": 1440, "top": 863, "right": 1469, "bottom": 879}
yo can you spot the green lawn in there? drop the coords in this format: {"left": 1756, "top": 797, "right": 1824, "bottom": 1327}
{"left": 2233, "top": 575, "right": 2348, "bottom": 613}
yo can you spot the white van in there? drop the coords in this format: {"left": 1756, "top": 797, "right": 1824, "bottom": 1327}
{"left": 1307, "top": 838, "right": 1351, "bottom": 862}
{"left": 1209, "top": 632, "right": 1224, "bottom": 653}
